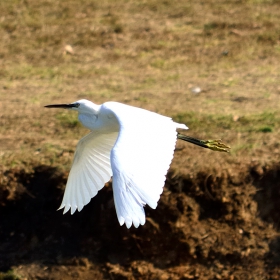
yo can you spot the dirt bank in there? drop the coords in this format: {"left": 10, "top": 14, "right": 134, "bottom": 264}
{"left": 1, "top": 164, "right": 280, "bottom": 279}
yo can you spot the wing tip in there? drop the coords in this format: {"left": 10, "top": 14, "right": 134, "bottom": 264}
{"left": 118, "top": 215, "right": 146, "bottom": 229}
{"left": 57, "top": 204, "right": 78, "bottom": 215}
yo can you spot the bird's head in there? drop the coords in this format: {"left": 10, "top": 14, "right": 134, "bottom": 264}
{"left": 45, "top": 99, "right": 100, "bottom": 115}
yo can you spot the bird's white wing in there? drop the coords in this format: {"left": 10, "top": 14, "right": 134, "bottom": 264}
{"left": 102, "top": 102, "right": 188, "bottom": 228}
{"left": 59, "top": 131, "right": 118, "bottom": 214}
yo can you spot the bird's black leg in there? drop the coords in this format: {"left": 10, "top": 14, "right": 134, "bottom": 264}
{"left": 177, "top": 133, "right": 230, "bottom": 153}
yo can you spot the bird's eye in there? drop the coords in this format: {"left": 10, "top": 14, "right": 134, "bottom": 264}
{"left": 74, "top": 103, "right": 80, "bottom": 108}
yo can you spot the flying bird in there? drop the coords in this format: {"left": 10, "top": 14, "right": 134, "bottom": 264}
{"left": 45, "top": 99, "right": 229, "bottom": 228}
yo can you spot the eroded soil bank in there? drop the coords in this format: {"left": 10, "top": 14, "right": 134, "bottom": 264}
{"left": 0, "top": 164, "right": 280, "bottom": 279}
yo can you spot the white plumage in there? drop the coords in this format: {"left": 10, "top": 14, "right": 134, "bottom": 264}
{"left": 45, "top": 99, "right": 188, "bottom": 228}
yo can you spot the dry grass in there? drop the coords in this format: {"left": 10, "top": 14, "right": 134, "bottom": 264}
{"left": 1, "top": 0, "right": 280, "bottom": 170}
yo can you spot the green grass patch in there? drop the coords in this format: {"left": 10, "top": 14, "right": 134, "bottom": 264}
{"left": 174, "top": 111, "right": 280, "bottom": 134}
{"left": 150, "top": 58, "right": 166, "bottom": 69}
{"left": 55, "top": 112, "right": 80, "bottom": 128}
{"left": 257, "top": 126, "right": 273, "bottom": 133}
{"left": 0, "top": 270, "right": 21, "bottom": 280}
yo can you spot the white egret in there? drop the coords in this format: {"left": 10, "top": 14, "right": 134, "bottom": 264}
{"left": 45, "top": 99, "right": 229, "bottom": 228}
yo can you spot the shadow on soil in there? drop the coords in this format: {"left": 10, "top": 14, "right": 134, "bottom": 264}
{"left": 252, "top": 166, "right": 280, "bottom": 272}
{"left": 0, "top": 164, "right": 280, "bottom": 278}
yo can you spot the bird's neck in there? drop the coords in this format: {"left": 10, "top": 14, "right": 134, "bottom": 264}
{"left": 78, "top": 112, "right": 98, "bottom": 130}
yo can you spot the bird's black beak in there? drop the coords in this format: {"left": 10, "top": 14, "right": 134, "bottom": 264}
{"left": 44, "top": 103, "right": 79, "bottom": 109}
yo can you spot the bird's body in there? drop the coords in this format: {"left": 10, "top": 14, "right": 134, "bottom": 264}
{"left": 45, "top": 99, "right": 229, "bottom": 228}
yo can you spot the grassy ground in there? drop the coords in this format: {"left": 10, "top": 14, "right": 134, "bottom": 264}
{"left": 1, "top": 0, "right": 280, "bottom": 279}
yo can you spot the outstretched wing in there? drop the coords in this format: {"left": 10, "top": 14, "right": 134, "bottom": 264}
{"left": 59, "top": 131, "right": 118, "bottom": 214}
{"left": 102, "top": 102, "right": 188, "bottom": 228}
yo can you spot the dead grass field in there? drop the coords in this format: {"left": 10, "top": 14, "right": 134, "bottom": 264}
{"left": 1, "top": 0, "right": 280, "bottom": 279}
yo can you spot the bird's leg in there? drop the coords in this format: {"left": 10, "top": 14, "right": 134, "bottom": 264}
{"left": 177, "top": 133, "right": 230, "bottom": 153}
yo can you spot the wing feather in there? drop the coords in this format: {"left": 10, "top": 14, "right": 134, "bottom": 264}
{"left": 80, "top": 172, "right": 91, "bottom": 207}
{"left": 59, "top": 131, "right": 118, "bottom": 214}
{"left": 75, "top": 175, "right": 83, "bottom": 212}
{"left": 101, "top": 102, "right": 188, "bottom": 228}
{"left": 84, "top": 165, "right": 99, "bottom": 194}
{"left": 89, "top": 156, "right": 111, "bottom": 181}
